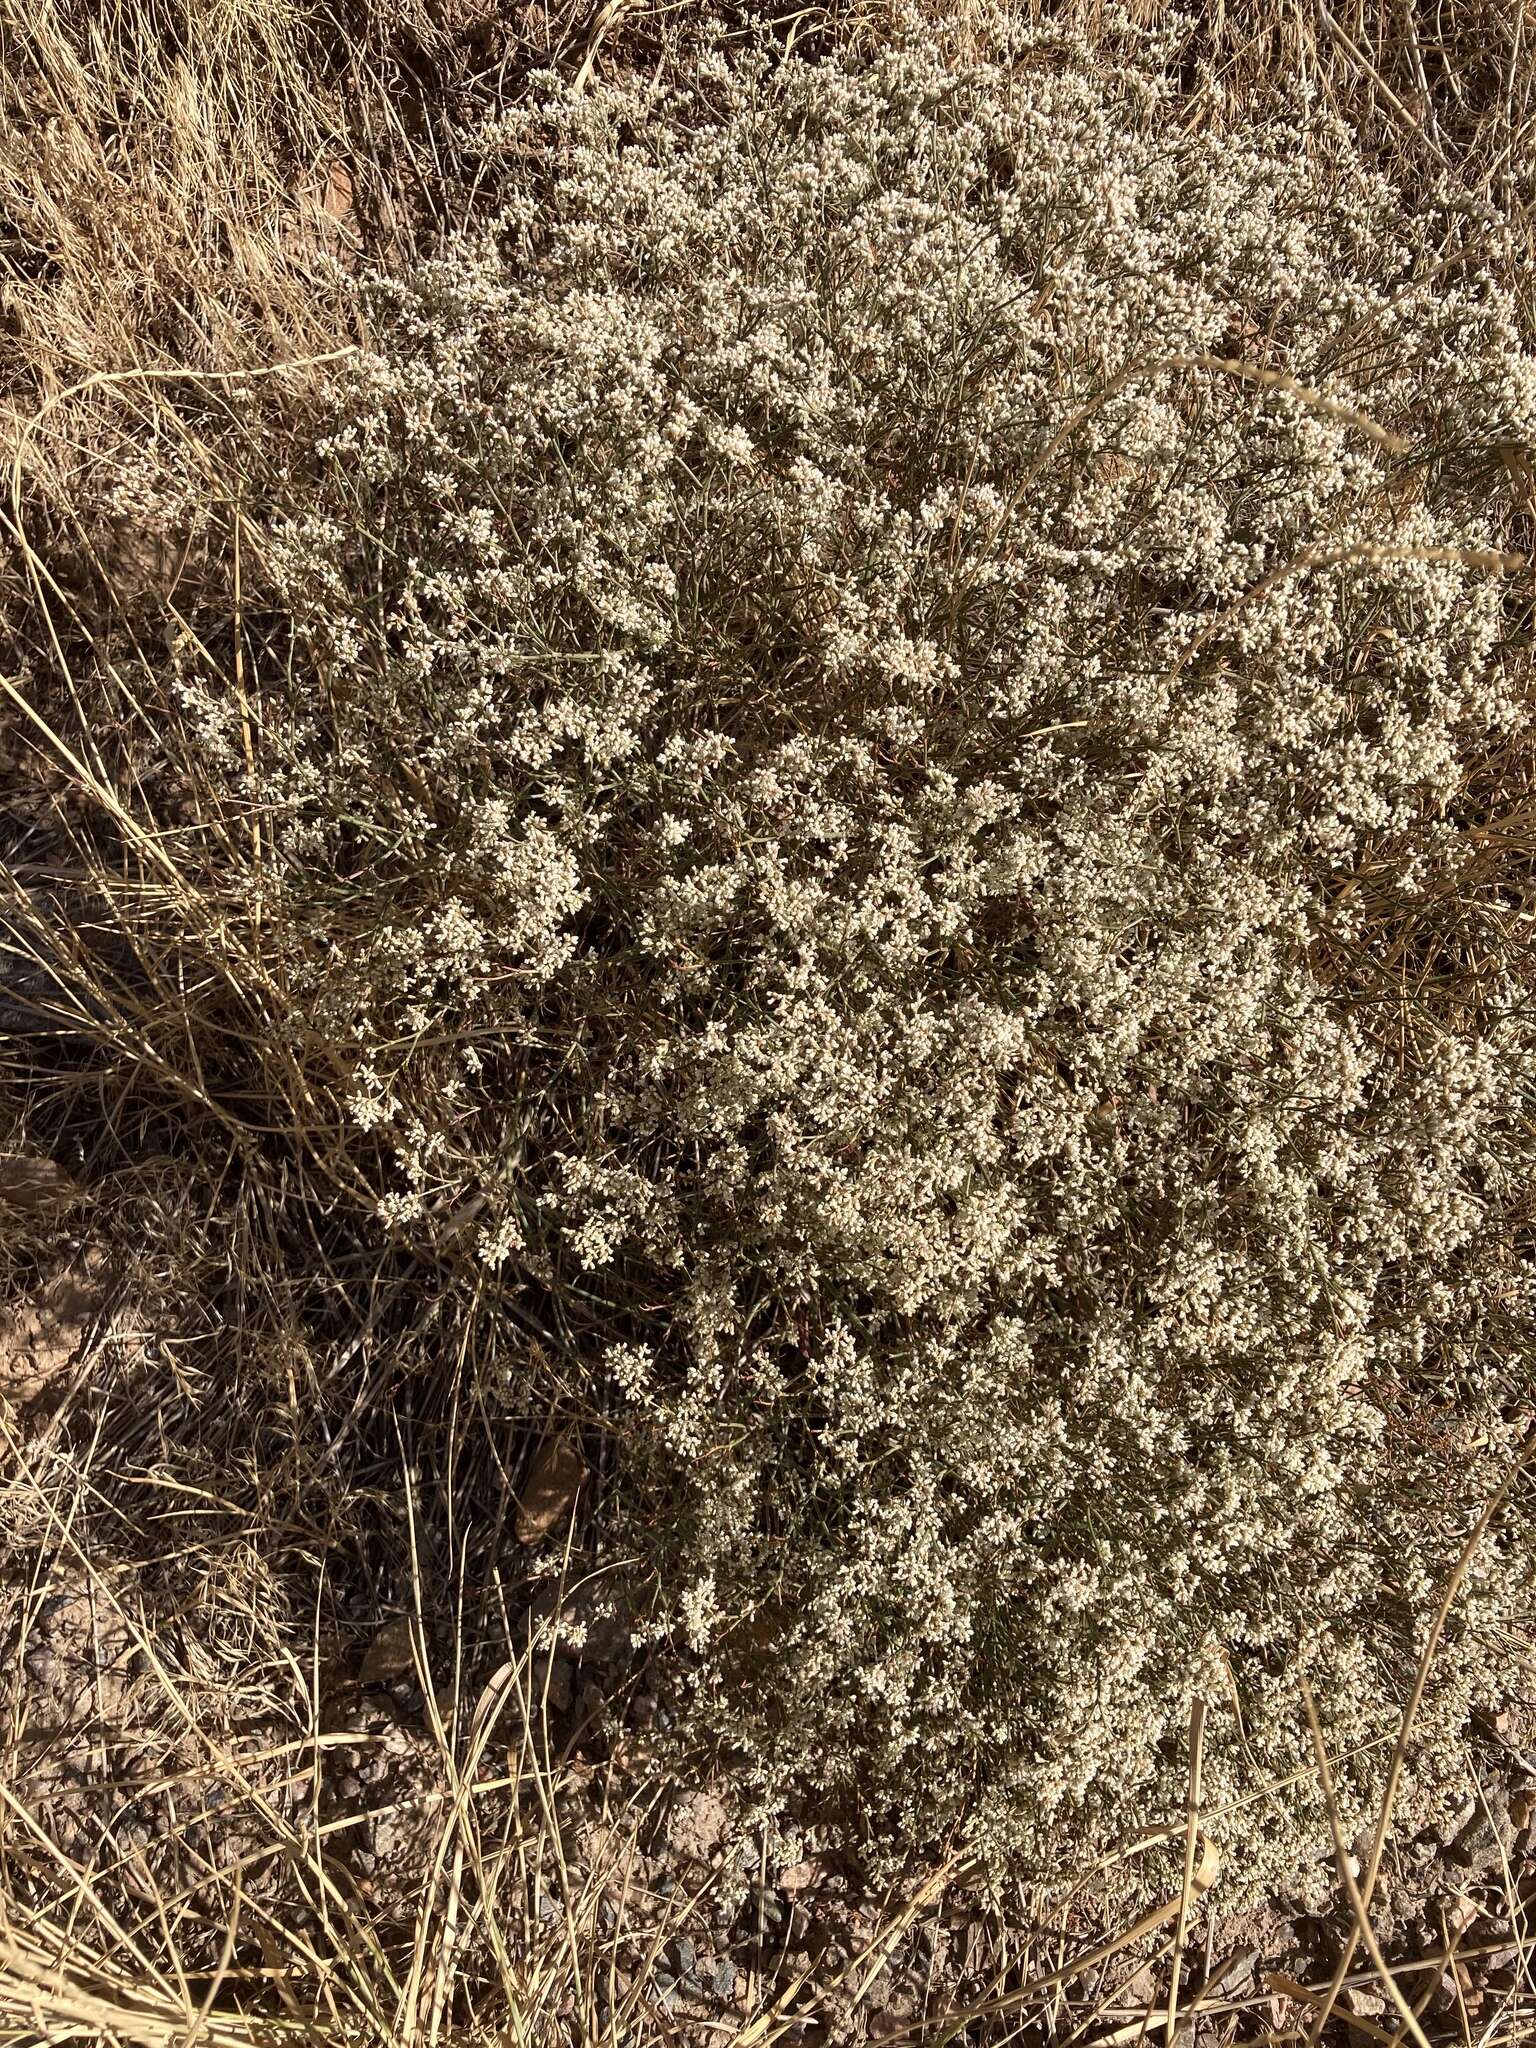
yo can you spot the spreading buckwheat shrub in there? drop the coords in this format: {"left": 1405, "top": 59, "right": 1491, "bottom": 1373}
{"left": 146, "top": 35, "right": 1536, "bottom": 1884}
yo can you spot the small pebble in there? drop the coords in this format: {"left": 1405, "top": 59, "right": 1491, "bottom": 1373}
{"left": 711, "top": 1959, "right": 736, "bottom": 2001}
{"left": 352, "top": 1848, "right": 377, "bottom": 1876}
{"left": 23, "top": 1647, "right": 55, "bottom": 1684}
{"left": 1427, "top": 1970, "right": 1460, "bottom": 2019}
{"left": 673, "top": 1935, "right": 697, "bottom": 1976}
{"left": 335, "top": 1774, "right": 364, "bottom": 1803}
{"left": 1341, "top": 1987, "right": 1388, "bottom": 2021}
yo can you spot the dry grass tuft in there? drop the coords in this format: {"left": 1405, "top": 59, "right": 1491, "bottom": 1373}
{"left": 2, "top": 1, "right": 1535, "bottom": 2043}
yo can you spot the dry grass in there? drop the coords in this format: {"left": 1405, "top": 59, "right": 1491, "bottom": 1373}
{"left": 2, "top": 0, "right": 1535, "bottom": 2042}
{"left": 0, "top": 1420, "right": 1532, "bottom": 2035}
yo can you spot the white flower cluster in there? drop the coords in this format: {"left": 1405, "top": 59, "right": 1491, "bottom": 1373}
{"left": 238, "top": 37, "right": 1534, "bottom": 1886}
